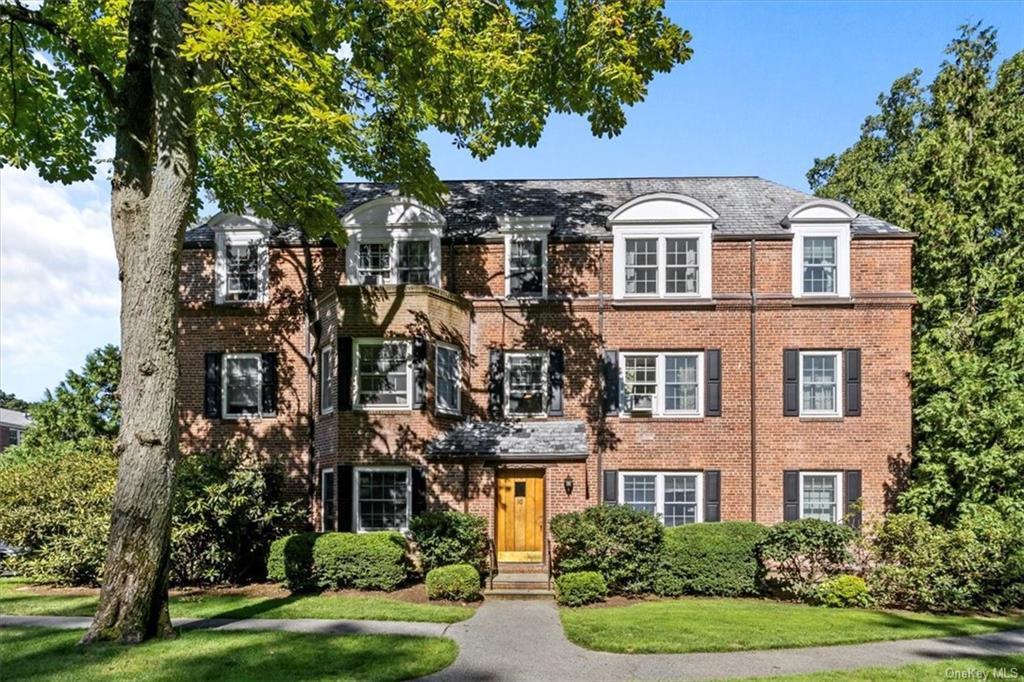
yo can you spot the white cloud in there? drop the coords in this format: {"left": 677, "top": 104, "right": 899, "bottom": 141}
{"left": 0, "top": 158, "right": 120, "bottom": 401}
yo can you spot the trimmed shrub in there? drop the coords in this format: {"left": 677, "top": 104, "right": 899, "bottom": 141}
{"left": 550, "top": 505, "right": 663, "bottom": 595}
{"left": 313, "top": 532, "right": 409, "bottom": 591}
{"left": 410, "top": 511, "right": 489, "bottom": 574}
{"left": 267, "top": 533, "right": 319, "bottom": 591}
{"left": 425, "top": 564, "right": 481, "bottom": 601}
{"left": 814, "top": 575, "right": 872, "bottom": 608}
{"left": 756, "top": 519, "right": 855, "bottom": 598}
{"left": 555, "top": 571, "right": 608, "bottom": 607}
{"left": 655, "top": 522, "right": 768, "bottom": 597}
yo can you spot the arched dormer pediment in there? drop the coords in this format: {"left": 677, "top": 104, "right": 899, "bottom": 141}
{"left": 608, "top": 192, "right": 719, "bottom": 225}
{"left": 341, "top": 195, "right": 446, "bottom": 230}
{"left": 342, "top": 196, "right": 444, "bottom": 287}
{"left": 783, "top": 199, "right": 857, "bottom": 226}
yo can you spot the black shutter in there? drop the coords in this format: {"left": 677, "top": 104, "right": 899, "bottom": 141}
{"left": 602, "top": 350, "right": 620, "bottom": 415}
{"left": 844, "top": 349, "right": 861, "bottom": 417}
{"left": 548, "top": 348, "right": 564, "bottom": 416}
{"left": 261, "top": 352, "right": 278, "bottom": 415}
{"left": 844, "top": 470, "right": 863, "bottom": 529}
{"left": 783, "top": 349, "right": 800, "bottom": 416}
{"left": 337, "top": 337, "right": 353, "bottom": 411}
{"left": 602, "top": 470, "right": 618, "bottom": 504}
{"left": 412, "top": 466, "right": 428, "bottom": 516}
{"left": 204, "top": 352, "right": 222, "bottom": 418}
{"left": 412, "top": 336, "right": 427, "bottom": 409}
{"left": 783, "top": 470, "right": 800, "bottom": 521}
{"left": 337, "top": 465, "right": 354, "bottom": 532}
{"left": 487, "top": 349, "right": 504, "bottom": 418}
{"left": 704, "top": 470, "right": 721, "bottom": 522}
{"left": 705, "top": 349, "right": 722, "bottom": 417}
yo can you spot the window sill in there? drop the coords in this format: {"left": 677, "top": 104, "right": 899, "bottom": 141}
{"left": 352, "top": 406, "right": 413, "bottom": 413}
{"left": 221, "top": 413, "right": 276, "bottom": 422}
{"left": 616, "top": 414, "right": 705, "bottom": 422}
{"left": 611, "top": 297, "right": 715, "bottom": 309}
{"left": 798, "top": 415, "right": 844, "bottom": 422}
{"left": 791, "top": 296, "right": 854, "bottom": 307}
{"left": 435, "top": 408, "right": 463, "bottom": 419}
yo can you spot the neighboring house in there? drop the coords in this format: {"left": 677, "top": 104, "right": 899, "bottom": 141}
{"left": 179, "top": 177, "right": 914, "bottom": 566}
{"left": 0, "top": 408, "right": 30, "bottom": 452}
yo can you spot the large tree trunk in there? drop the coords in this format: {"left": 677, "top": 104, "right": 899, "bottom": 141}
{"left": 83, "top": 0, "right": 196, "bottom": 645}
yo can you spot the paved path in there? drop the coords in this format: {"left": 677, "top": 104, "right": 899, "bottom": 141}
{"left": 5, "top": 605, "right": 1024, "bottom": 681}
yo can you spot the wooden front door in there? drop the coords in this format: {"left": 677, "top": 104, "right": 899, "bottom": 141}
{"left": 496, "top": 470, "right": 544, "bottom": 562}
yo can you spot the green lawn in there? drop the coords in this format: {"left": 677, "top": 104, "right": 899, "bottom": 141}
{"left": 0, "top": 627, "right": 456, "bottom": 681}
{"left": 560, "top": 598, "right": 1024, "bottom": 654}
{"left": 743, "top": 655, "right": 1024, "bottom": 681}
{"left": 0, "top": 579, "right": 474, "bottom": 624}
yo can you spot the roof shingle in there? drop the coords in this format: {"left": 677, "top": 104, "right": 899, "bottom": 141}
{"left": 426, "top": 420, "right": 589, "bottom": 460}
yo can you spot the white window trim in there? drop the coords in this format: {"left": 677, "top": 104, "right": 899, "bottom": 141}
{"left": 320, "top": 344, "right": 335, "bottom": 415}
{"left": 320, "top": 468, "right": 335, "bottom": 532}
{"left": 798, "top": 471, "right": 844, "bottom": 523}
{"left": 619, "top": 351, "right": 704, "bottom": 418}
{"left": 612, "top": 225, "right": 712, "bottom": 300}
{"left": 352, "top": 338, "right": 413, "bottom": 411}
{"left": 221, "top": 352, "right": 264, "bottom": 420}
{"left": 504, "top": 350, "right": 549, "bottom": 418}
{"left": 434, "top": 342, "right": 462, "bottom": 416}
{"left": 214, "top": 229, "right": 270, "bottom": 304}
{"left": 798, "top": 350, "right": 843, "bottom": 418}
{"left": 791, "top": 224, "right": 851, "bottom": 298}
{"left": 618, "top": 471, "right": 705, "bottom": 525}
{"left": 345, "top": 226, "right": 442, "bottom": 287}
{"left": 353, "top": 465, "right": 413, "bottom": 533}
{"left": 503, "top": 231, "right": 549, "bottom": 299}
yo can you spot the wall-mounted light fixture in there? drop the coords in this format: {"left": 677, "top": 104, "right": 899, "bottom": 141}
{"left": 563, "top": 475, "right": 574, "bottom": 496}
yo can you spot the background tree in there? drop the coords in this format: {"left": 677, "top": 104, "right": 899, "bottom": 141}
{"left": 0, "top": 390, "right": 34, "bottom": 412}
{"left": 22, "top": 345, "right": 121, "bottom": 448}
{"left": 808, "top": 24, "right": 1024, "bottom": 525}
{"left": 0, "top": 0, "right": 691, "bottom": 643}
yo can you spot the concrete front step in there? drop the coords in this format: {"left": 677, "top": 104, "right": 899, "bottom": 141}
{"left": 496, "top": 562, "right": 547, "bottom": 574}
{"left": 493, "top": 572, "right": 550, "bottom": 584}
{"left": 483, "top": 588, "right": 554, "bottom": 600}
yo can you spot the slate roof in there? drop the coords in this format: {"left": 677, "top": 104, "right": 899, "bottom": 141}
{"left": 184, "top": 176, "right": 907, "bottom": 245}
{"left": 0, "top": 408, "right": 30, "bottom": 428}
{"left": 426, "top": 420, "right": 589, "bottom": 460}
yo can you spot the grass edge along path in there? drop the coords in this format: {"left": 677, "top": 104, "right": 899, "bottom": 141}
{"left": 740, "top": 654, "right": 1024, "bottom": 681}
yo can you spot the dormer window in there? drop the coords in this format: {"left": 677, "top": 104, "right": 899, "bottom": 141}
{"left": 342, "top": 196, "right": 445, "bottom": 287}
{"left": 786, "top": 200, "right": 855, "bottom": 298}
{"left": 226, "top": 242, "right": 260, "bottom": 301}
{"left": 210, "top": 214, "right": 272, "bottom": 305}
{"left": 397, "top": 240, "right": 430, "bottom": 284}
{"left": 802, "top": 237, "right": 837, "bottom": 294}
{"left": 500, "top": 215, "right": 552, "bottom": 299}
{"left": 358, "top": 243, "right": 391, "bottom": 284}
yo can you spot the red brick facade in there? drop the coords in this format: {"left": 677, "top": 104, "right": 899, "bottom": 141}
{"left": 178, "top": 186, "right": 914, "bottom": 560}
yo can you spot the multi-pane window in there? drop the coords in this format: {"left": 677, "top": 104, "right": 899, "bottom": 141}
{"left": 507, "top": 238, "right": 545, "bottom": 297}
{"left": 666, "top": 238, "right": 699, "bottom": 294}
{"left": 397, "top": 240, "right": 430, "bottom": 284}
{"left": 620, "top": 472, "right": 702, "bottom": 526}
{"left": 356, "top": 341, "right": 410, "bottom": 408}
{"left": 800, "top": 351, "right": 840, "bottom": 416}
{"left": 623, "top": 355, "right": 657, "bottom": 411}
{"left": 800, "top": 473, "right": 840, "bottom": 522}
{"left": 320, "top": 345, "right": 335, "bottom": 414}
{"left": 222, "top": 354, "right": 262, "bottom": 417}
{"left": 664, "top": 355, "right": 699, "bottom": 413}
{"left": 358, "top": 243, "right": 391, "bottom": 284}
{"left": 321, "top": 469, "right": 336, "bottom": 531}
{"left": 506, "top": 352, "right": 547, "bottom": 416}
{"left": 435, "top": 344, "right": 461, "bottom": 414}
{"left": 802, "top": 237, "right": 837, "bottom": 294}
{"left": 624, "top": 238, "right": 658, "bottom": 295}
{"left": 356, "top": 468, "right": 410, "bottom": 531}
{"left": 226, "top": 242, "right": 260, "bottom": 301}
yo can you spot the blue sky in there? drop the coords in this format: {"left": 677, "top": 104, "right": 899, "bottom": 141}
{"left": 1, "top": 1, "right": 1021, "bottom": 401}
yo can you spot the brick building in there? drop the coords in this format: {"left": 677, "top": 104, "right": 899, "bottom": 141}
{"left": 180, "top": 177, "right": 914, "bottom": 566}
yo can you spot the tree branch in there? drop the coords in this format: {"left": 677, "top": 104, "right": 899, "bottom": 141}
{"left": 0, "top": 1, "right": 118, "bottom": 113}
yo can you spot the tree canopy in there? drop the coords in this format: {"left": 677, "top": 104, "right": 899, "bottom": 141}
{"left": 808, "top": 24, "right": 1024, "bottom": 524}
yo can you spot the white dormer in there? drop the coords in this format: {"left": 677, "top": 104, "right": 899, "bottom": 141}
{"left": 785, "top": 200, "right": 855, "bottom": 299}
{"left": 499, "top": 215, "right": 554, "bottom": 299}
{"left": 342, "top": 196, "right": 445, "bottom": 286}
{"left": 609, "top": 193, "right": 716, "bottom": 300}
{"left": 210, "top": 213, "right": 273, "bottom": 304}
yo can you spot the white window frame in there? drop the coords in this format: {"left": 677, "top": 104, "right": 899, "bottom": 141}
{"left": 504, "top": 232, "right": 548, "bottom": 299}
{"left": 618, "top": 471, "right": 705, "bottom": 526}
{"left": 345, "top": 227, "right": 442, "bottom": 287}
{"left": 320, "top": 468, "right": 336, "bottom": 532}
{"left": 619, "top": 351, "right": 704, "bottom": 417}
{"left": 798, "top": 350, "right": 843, "bottom": 417}
{"left": 320, "top": 344, "right": 335, "bottom": 415}
{"left": 798, "top": 471, "right": 844, "bottom": 523}
{"left": 434, "top": 342, "right": 462, "bottom": 416}
{"left": 9, "top": 429, "right": 22, "bottom": 446}
{"left": 353, "top": 465, "right": 413, "bottom": 533}
{"left": 396, "top": 238, "right": 432, "bottom": 284}
{"left": 612, "top": 226, "right": 712, "bottom": 300}
{"left": 356, "top": 239, "right": 393, "bottom": 284}
{"left": 214, "top": 229, "right": 270, "bottom": 304}
{"left": 504, "top": 350, "right": 549, "bottom": 418}
{"left": 791, "top": 224, "right": 851, "bottom": 298}
{"left": 221, "top": 352, "right": 264, "bottom": 420}
{"left": 352, "top": 338, "right": 413, "bottom": 411}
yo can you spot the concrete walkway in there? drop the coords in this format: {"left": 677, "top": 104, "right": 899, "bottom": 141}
{"left": 5, "top": 605, "right": 1024, "bottom": 681}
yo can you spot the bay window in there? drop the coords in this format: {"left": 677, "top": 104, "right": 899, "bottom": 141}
{"left": 355, "top": 340, "right": 411, "bottom": 409}
{"left": 435, "top": 344, "right": 461, "bottom": 415}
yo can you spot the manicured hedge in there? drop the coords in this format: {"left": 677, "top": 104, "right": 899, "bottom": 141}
{"left": 267, "top": 532, "right": 410, "bottom": 592}
{"left": 555, "top": 571, "right": 608, "bottom": 606}
{"left": 425, "top": 564, "right": 481, "bottom": 601}
{"left": 655, "top": 521, "right": 767, "bottom": 597}
{"left": 410, "top": 511, "right": 489, "bottom": 574}
{"left": 756, "top": 518, "right": 855, "bottom": 598}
